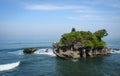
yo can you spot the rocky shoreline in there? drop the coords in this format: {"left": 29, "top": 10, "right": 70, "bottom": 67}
{"left": 53, "top": 42, "right": 111, "bottom": 60}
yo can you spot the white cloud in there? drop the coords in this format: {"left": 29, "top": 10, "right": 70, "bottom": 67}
{"left": 110, "top": 3, "right": 120, "bottom": 8}
{"left": 80, "top": 0, "right": 120, "bottom": 9}
{"left": 24, "top": 4, "right": 87, "bottom": 10}
{"left": 75, "top": 9, "right": 102, "bottom": 14}
{"left": 67, "top": 15, "right": 105, "bottom": 21}
{"left": 76, "top": 9, "right": 120, "bottom": 15}
{"left": 106, "top": 0, "right": 120, "bottom": 8}
{"left": 67, "top": 14, "right": 120, "bottom": 22}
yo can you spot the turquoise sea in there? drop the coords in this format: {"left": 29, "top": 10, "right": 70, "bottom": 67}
{"left": 0, "top": 38, "right": 120, "bottom": 76}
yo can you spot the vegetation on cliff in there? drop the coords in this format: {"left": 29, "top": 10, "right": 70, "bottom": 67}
{"left": 53, "top": 28, "right": 110, "bottom": 59}
{"left": 59, "top": 28, "right": 108, "bottom": 49}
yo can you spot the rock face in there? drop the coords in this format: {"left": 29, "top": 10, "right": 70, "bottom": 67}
{"left": 53, "top": 42, "right": 111, "bottom": 60}
{"left": 23, "top": 48, "right": 37, "bottom": 54}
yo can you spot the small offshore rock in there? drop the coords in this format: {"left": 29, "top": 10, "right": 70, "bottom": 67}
{"left": 23, "top": 48, "right": 37, "bottom": 54}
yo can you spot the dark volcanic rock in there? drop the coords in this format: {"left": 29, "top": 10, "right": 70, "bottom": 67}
{"left": 23, "top": 48, "right": 37, "bottom": 54}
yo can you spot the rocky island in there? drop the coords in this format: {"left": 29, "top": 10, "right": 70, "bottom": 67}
{"left": 53, "top": 28, "right": 111, "bottom": 60}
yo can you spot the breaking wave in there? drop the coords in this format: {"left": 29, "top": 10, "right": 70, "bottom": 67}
{"left": 0, "top": 61, "right": 20, "bottom": 71}
{"left": 110, "top": 49, "right": 120, "bottom": 54}
{"left": 8, "top": 50, "right": 23, "bottom": 55}
{"left": 34, "top": 49, "right": 56, "bottom": 56}
{"left": 9, "top": 49, "right": 55, "bottom": 56}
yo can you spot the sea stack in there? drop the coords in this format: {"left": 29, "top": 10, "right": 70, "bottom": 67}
{"left": 53, "top": 28, "right": 111, "bottom": 60}
{"left": 23, "top": 48, "right": 37, "bottom": 54}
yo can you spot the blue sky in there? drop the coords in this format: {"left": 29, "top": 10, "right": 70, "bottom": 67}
{"left": 0, "top": 0, "right": 120, "bottom": 40}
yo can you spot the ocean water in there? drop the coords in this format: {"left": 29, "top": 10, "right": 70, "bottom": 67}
{"left": 0, "top": 38, "right": 120, "bottom": 76}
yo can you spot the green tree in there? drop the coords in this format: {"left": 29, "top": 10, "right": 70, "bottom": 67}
{"left": 94, "top": 29, "right": 108, "bottom": 40}
{"left": 59, "top": 31, "right": 82, "bottom": 45}
{"left": 59, "top": 28, "right": 108, "bottom": 49}
{"left": 71, "top": 28, "right": 76, "bottom": 32}
{"left": 84, "top": 40, "right": 94, "bottom": 48}
{"left": 80, "top": 31, "right": 93, "bottom": 40}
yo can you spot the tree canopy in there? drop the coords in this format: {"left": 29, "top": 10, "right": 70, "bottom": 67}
{"left": 59, "top": 28, "right": 108, "bottom": 49}
{"left": 94, "top": 29, "right": 108, "bottom": 40}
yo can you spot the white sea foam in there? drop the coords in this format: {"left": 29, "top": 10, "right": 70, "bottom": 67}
{"left": 71, "top": 59, "right": 79, "bottom": 62}
{"left": 34, "top": 49, "right": 56, "bottom": 56}
{"left": 8, "top": 49, "right": 56, "bottom": 56}
{"left": 110, "top": 49, "right": 120, "bottom": 54}
{"left": 0, "top": 61, "right": 20, "bottom": 71}
{"left": 8, "top": 50, "right": 23, "bottom": 55}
